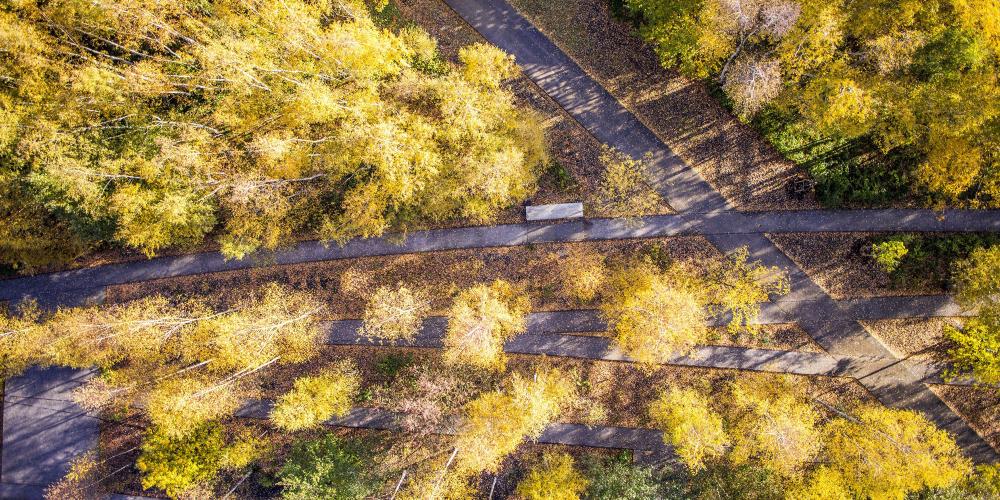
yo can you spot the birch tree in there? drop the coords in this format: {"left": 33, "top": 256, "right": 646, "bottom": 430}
{"left": 1, "top": 0, "right": 547, "bottom": 267}
{"left": 442, "top": 280, "right": 530, "bottom": 371}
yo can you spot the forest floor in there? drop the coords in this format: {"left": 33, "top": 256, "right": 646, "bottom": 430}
{"left": 97, "top": 346, "right": 872, "bottom": 497}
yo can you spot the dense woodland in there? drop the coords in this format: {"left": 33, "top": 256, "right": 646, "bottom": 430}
{"left": 625, "top": 0, "right": 1000, "bottom": 207}
{"left": 0, "top": 0, "right": 545, "bottom": 271}
{"left": 5, "top": 0, "right": 1000, "bottom": 498}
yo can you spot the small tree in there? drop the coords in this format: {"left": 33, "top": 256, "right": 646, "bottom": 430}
{"left": 819, "top": 406, "right": 972, "bottom": 498}
{"left": 277, "top": 435, "right": 380, "bottom": 500}
{"left": 0, "top": 301, "right": 45, "bottom": 379}
{"left": 391, "top": 365, "right": 484, "bottom": 438}
{"left": 583, "top": 454, "right": 662, "bottom": 500}
{"left": 722, "top": 55, "right": 784, "bottom": 117}
{"left": 144, "top": 377, "right": 246, "bottom": 439}
{"left": 704, "top": 247, "right": 789, "bottom": 335}
{"left": 271, "top": 361, "right": 360, "bottom": 431}
{"left": 36, "top": 284, "right": 325, "bottom": 439}
{"left": 516, "top": 452, "right": 589, "bottom": 500}
{"left": 649, "top": 387, "right": 729, "bottom": 471}
{"left": 871, "top": 239, "right": 909, "bottom": 274}
{"left": 954, "top": 245, "right": 1000, "bottom": 309}
{"left": 945, "top": 307, "right": 1000, "bottom": 384}
{"left": 594, "top": 146, "right": 662, "bottom": 218}
{"left": 726, "top": 378, "right": 821, "bottom": 477}
{"left": 561, "top": 248, "right": 608, "bottom": 303}
{"left": 137, "top": 423, "right": 228, "bottom": 498}
{"left": 453, "top": 368, "right": 577, "bottom": 475}
{"left": 443, "top": 280, "right": 530, "bottom": 371}
{"left": 44, "top": 451, "right": 100, "bottom": 500}
{"left": 358, "top": 285, "right": 431, "bottom": 343}
{"left": 603, "top": 262, "right": 709, "bottom": 365}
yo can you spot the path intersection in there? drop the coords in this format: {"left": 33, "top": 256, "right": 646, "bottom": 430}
{"left": 3, "top": 0, "right": 1000, "bottom": 495}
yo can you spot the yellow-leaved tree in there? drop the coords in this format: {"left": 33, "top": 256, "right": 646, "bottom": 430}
{"left": 27, "top": 284, "right": 325, "bottom": 438}
{"left": 705, "top": 247, "right": 789, "bottom": 335}
{"left": 359, "top": 285, "right": 431, "bottom": 343}
{"left": 603, "top": 248, "right": 788, "bottom": 366}
{"left": 814, "top": 406, "right": 972, "bottom": 498}
{"left": 399, "top": 368, "right": 577, "bottom": 499}
{"left": 270, "top": 361, "right": 360, "bottom": 431}
{"left": 649, "top": 387, "right": 730, "bottom": 471}
{"left": 452, "top": 368, "right": 577, "bottom": 475}
{"left": 602, "top": 261, "right": 709, "bottom": 365}
{"left": 561, "top": 247, "right": 609, "bottom": 303}
{"left": 443, "top": 280, "right": 530, "bottom": 370}
{"left": 594, "top": 146, "right": 662, "bottom": 218}
{"left": 725, "top": 378, "right": 821, "bottom": 477}
{"left": 515, "top": 452, "right": 589, "bottom": 500}
{"left": 0, "top": 0, "right": 547, "bottom": 269}
{"left": 0, "top": 301, "right": 45, "bottom": 379}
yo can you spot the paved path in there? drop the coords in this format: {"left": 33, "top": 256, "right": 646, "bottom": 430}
{"left": 326, "top": 315, "right": 986, "bottom": 386}
{"left": 236, "top": 404, "right": 672, "bottom": 461}
{"left": 4, "top": 210, "right": 1000, "bottom": 305}
{"left": 441, "top": 0, "right": 996, "bottom": 462}
{"left": 1, "top": 367, "right": 97, "bottom": 500}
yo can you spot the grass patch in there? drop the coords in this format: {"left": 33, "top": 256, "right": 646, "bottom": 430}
{"left": 374, "top": 352, "right": 416, "bottom": 380}
{"left": 753, "top": 107, "right": 914, "bottom": 208}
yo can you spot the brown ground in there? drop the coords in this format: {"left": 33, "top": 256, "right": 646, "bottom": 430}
{"left": 105, "top": 237, "right": 823, "bottom": 351}
{"left": 931, "top": 384, "right": 1000, "bottom": 452}
{"left": 98, "top": 345, "right": 873, "bottom": 496}
{"left": 106, "top": 237, "right": 721, "bottom": 317}
{"left": 769, "top": 233, "right": 943, "bottom": 298}
{"left": 505, "top": 0, "right": 817, "bottom": 211}
{"left": 860, "top": 317, "right": 961, "bottom": 362}
{"left": 255, "top": 345, "right": 871, "bottom": 429}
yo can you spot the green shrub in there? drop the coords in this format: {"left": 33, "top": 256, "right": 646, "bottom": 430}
{"left": 870, "top": 234, "right": 1000, "bottom": 289}
{"left": 137, "top": 423, "right": 227, "bottom": 498}
{"left": 375, "top": 352, "right": 414, "bottom": 379}
{"left": 688, "top": 462, "right": 784, "bottom": 500}
{"left": 544, "top": 161, "right": 577, "bottom": 192}
{"left": 584, "top": 453, "right": 662, "bottom": 500}
{"left": 278, "top": 434, "right": 380, "bottom": 500}
{"left": 872, "top": 239, "right": 909, "bottom": 273}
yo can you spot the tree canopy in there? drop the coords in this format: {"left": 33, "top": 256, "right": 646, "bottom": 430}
{"left": 627, "top": 0, "right": 1000, "bottom": 207}
{"left": 601, "top": 249, "right": 787, "bottom": 365}
{"left": 0, "top": 0, "right": 546, "bottom": 270}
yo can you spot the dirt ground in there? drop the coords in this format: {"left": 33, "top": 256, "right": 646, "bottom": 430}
{"left": 931, "top": 384, "right": 1000, "bottom": 453}
{"left": 860, "top": 317, "right": 960, "bottom": 362}
{"left": 97, "top": 345, "right": 874, "bottom": 497}
{"left": 105, "top": 237, "right": 721, "bottom": 317}
{"left": 769, "top": 233, "right": 944, "bottom": 298}
{"left": 105, "top": 236, "right": 824, "bottom": 351}
{"left": 505, "top": 0, "right": 817, "bottom": 212}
